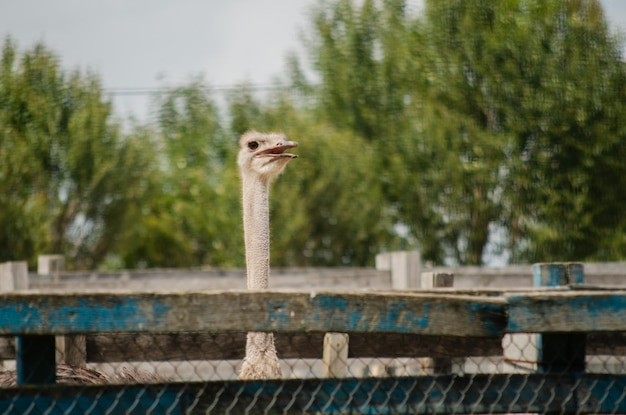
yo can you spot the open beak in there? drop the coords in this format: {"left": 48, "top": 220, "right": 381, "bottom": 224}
{"left": 255, "top": 141, "right": 298, "bottom": 159}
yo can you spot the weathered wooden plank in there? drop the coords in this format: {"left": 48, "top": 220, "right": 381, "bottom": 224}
{"left": 588, "top": 333, "right": 626, "bottom": 355}
{"left": 507, "top": 290, "right": 626, "bottom": 333}
{"left": 0, "top": 374, "right": 624, "bottom": 414}
{"left": 101, "top": 332, "right": 616, "bottom": 361}
{"left": 0, "top": 333, "right": 502, "bottom": 361}
{"left": 88, "top": 333, "right": 501, "bottom": 361}
{"left": 1, "top": 261, "right": 58, "bottom": 385}
{"left": 2, "top": 331, "right": 621, "bottom": 363}
{"left": 0, "top": 333, "right": 508, "bottom": 361}
{"left": 0, "top": 291, "right": 506, "bottom": 337}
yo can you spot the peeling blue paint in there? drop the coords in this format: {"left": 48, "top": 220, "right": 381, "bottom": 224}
{"left": 0, "top": 296, "right": 171, "bottom": 334}
{"left": 151, "top": 297, "right": 172, "bottom": 321}
{"left": 571, "top": 295, "right": 626, "bottom": 320}
{"left": 267, "top": 301, "right": 289, "bottom": 326}
{"left": 508, "top": 293, "right": 626, "bottom": 333}
{"left": 310, "top": 295, "right": 431, "bottom": 333}
{"left": 377, "top": 301, "right": 430, "bottom": 332}
{"left": 533, "top": 263, "right": 566, "bottom": 287}
{"left": 466, "top": 302, "right": 506, "bottom": 336}
{"left": 311, "top": 294, "right": 353, "bottom": 328}
{"left": 314, "top": 294, "right": 349, "bottom": 312}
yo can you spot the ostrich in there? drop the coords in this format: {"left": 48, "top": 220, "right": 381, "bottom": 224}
{"left": 237, "top": 130, "right": 298, "bottom": 380}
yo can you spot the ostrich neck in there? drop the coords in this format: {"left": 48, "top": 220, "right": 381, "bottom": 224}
{"left": 242, "top": 174, "right": 271, "bottom": 290}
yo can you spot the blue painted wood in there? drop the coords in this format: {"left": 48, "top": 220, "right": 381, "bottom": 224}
{"left": 1, "top": 289, "right": 625, "bottom": 337}
{"left": 533, "top": 263, "right": 586, "bottom": 379}
{"left": 0, "top": 375, "right": 624, "bottom": 414}
{"left": 507, "top": 290, "right": 626, "bottom": 332}
{"left": 566, "top": 263, "right": 585, "bottom": 285}
{"left": 16, "top": 335, "right": 56, "bottom": 385}
{"left": 533, "top": 262, "right": 566, "bottom": 286}
{"left": 0, "top": 291, "right": 507, "bottom": 337}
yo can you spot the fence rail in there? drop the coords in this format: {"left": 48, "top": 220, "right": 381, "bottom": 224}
{"left": 3, "top": 287, "right": 626, "bottom": 336}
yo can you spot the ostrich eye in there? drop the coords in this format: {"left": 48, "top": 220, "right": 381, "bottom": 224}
{"left": 248, "top": 141, "right": 259, "bottom": 150}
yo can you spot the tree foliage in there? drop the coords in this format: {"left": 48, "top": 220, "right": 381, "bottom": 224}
{"left": 2, "top": 0, "right": 625, "bottom": 269}
{"left": 420, "top": 0, "right": 626, "bottom": 262}
{"left": 116, "top": 80, "right": 242, "bottom": 268}
{"left": 0, "top": 39, "right": 153, "bottom": 268}
{"left": 292, "top": 0, "right": 626, "bottom": 264}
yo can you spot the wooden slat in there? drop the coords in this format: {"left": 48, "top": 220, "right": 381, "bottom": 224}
{"left": 0, "top": 291, "right": 506, "bottom": 337}
{"left": 588, "top": 333, "right": 626, "bottom": 355}
{"left": 0, "top": 374, "right": 624, "bottom": 414}
{"left": 507, "top": 290, "right": 626, "bottom": 333}
{"left": 84, "top": 333, "right": 502, "bottom": 362}
{"left": 0, "top": 333, "right": 508, "bottom": 362}
{"left": 6, "top": 332, "right": 622, "bottom": 363}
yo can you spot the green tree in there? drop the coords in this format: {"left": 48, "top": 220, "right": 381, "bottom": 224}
{"left": 421, "top": 0, "right": 626, "bottom": 262}
{"left": 0, "top": 39, "right": 153, "bottom": 268}
{"left": 295, "top": 0, "right": 449, "bottom": 262}
{"left": 117, "top": 79, "right": 242, "bottom": 268}
{"left": 292, "top": 0, "right": 626, "bottom": 264}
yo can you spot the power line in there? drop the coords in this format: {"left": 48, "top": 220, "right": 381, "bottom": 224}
{"left": 104, "top": 83, "right": 292, "bottom": 97}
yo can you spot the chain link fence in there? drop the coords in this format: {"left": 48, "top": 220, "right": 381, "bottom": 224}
{"left": 0, "top": 329, "right": 625, "bottom": 413}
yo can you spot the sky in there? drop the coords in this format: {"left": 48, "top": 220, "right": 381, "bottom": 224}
{"left": 2, "top": 0, "right": 626, "bottom": 121}
{"left": 1, "top": 0, "right": 314, "bottom": 120}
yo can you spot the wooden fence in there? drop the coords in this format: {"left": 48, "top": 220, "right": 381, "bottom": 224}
{"left": 25, "top": 252, "right": 626, "bottom": 291}
{"left": 0, "top": 260, "right": 625, "bottom": 413}
{"left": 3, "top": 254, "right": 622, "bottom": 372}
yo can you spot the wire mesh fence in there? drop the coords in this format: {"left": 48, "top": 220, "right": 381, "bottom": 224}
{"left": 2, "top": 331, "right": 625, "bottom": 382}
{"left": 1, "top": 330, "right": 626, "bottom": 413}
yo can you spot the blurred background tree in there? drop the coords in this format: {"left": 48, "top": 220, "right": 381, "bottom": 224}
{"left": 419, "top": 0, "right": 626, "bottom": 262}
{"left": 290, "top": 0, "right": 626, "bottom": 265}
{"left": 0, "top": 39, "right": 154, "bottom": 269}
{"left": 114, "top": 79, "right": 241, "bottom": 268}
{"left": 1, "top": 0, "right": 624, "bottom": 269}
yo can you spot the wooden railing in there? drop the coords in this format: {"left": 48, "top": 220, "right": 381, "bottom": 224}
{"left": 0, "top": 262, "right": 624, "bottom": 413}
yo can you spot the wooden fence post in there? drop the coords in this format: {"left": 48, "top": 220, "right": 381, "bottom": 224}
{"left": 0, "top": 261, "right": 29, "bottom": 291}
{"left": 534, "top": 263, "right": 585, "bottom": 374}
{"left": 419, "top": 271, "right": 454, "bottom": 374}
{"left": 37, "top": 255, "right": 87, "bottom": 369}
{"left": 37, "top": 255, "right": 65, "bottom": 278}
{"left": 376, "top": 251, "right": 421, "bottom": 289}
{"left": 504, "top": 263, "right": 585, "bottom": 375}
{"left": 322, "top": 333, "right": 349, "bottom": 378}
{"left": 322, "top": 251, "right": 422, "bottom": 377}
{"left": 0, "top": 261, "right": 56, "bottom": 384}
{"left": 0, "top": 261, "right": 29, "bottom": 371}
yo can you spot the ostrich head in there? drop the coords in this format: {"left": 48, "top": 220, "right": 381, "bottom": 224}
{"left": 238, "top": 130, "right": 298, "bottom": 181}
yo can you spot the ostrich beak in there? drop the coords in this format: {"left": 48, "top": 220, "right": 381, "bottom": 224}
{"left": 256, "top": 141, "right": 298, "bottom": 159}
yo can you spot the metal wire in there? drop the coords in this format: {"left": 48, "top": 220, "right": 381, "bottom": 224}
{"left": 0, "top": 331, "right": 625, "bottom": 414}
